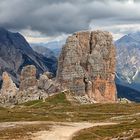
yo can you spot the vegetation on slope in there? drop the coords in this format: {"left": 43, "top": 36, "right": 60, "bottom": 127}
{"left": 0, "top": 123, "right": 50, "bottom": 140}
{"left": 73, "top": 120, "right": 140, "bottom": 140}
{"left": 0, "top": 93, "right": 140, "bottom": 122}
{"left": 0, "top": 93, "right": 140, "bottom": 139}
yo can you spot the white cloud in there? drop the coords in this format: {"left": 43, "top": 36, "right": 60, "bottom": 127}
{"left": 1, "top": 0, "right": 140, "bottom": 42}
{"left": 90, "top": 23, "right": 140, "bottom": 40}
{"left": 21, "top": 28, "right": 68, "bottom": 43}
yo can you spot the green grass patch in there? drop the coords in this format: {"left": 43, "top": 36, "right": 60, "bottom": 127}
{"left": 73, "top": 120, "right": 140, "bottom": 140}
{"left": 0, "top": 93, "right": 140, "bottom": 139}
{"left": 0, "top": 93, "right": 140, "bottom": 123}
{"left": 21, "top": 100, "right": 43, "bottom": 106}
{"left": 0, "top": 123, "right": 50, "bottom": 139}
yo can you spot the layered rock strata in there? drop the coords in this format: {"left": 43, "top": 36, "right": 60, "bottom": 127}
{"left": 57, "top": 30, "right": 117, "bottom": 103}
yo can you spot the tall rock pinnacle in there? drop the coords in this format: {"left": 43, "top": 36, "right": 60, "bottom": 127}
{"left": 0, "top": 72, "right": 18, "bottom": 104}
{"left": 57, "top": 30, "right": 117, "bottom": 103}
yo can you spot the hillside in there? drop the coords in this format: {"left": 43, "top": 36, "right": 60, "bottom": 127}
{"left": 31, "top": 45, "right": 57, "bottom": 61}
{"left": 30, "top": 40, "right": 64, "bottom": 57}
{"left": 115, "top": 31, "right": 140, "bottom": 91}
{"left": 0, "top": 93, "right": 140, "bottom": 139}
{"left": 0, "top": 28, "right": 57, "bottom": 85}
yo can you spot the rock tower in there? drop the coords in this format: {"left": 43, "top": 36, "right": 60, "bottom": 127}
{"left": 57, "top": 30, "right": 116, "bottom": 103}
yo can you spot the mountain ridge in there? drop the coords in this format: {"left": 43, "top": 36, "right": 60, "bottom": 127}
{"left": 0, "top": 28, "right": 57, "bottom": 85}
{"left": 115, "top": 31, "right": 140, "bottom": 89}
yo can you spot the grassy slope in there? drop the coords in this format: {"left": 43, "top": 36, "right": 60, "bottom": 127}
{"left": 73, "top": 121, "right": 140, "bottom": 140}
{"left": 0, "top": 93, "right": 140, "bottom": 122}
{"left": 0, "top": 93, "right": 140, "bottom": 139}
{"left": 0, "top": 123, "right": 50, "bottom": 139}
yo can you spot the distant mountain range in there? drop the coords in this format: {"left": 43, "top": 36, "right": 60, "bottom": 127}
{"left": 0, "top": 27, "right": 139, "bottom": 102}
{"left": 31, "top": 45, "right": 57, "bottom": 61}
{"left": 31, "top": 40, "right": 64, "bottom": 57}
{"left": 31, "top": 31, "right": 140, "bottom": 102}
{"left": 32, "top": 31, "right": 140, "bottom": 92}
{"left": 115, "top": 31, "right": 140, "bottom": 92}
{"left": 0, "top": 28, "right": 57, "bottom": 85}
{"left": 116, "top": 84, "right": 140, "bottom": 103}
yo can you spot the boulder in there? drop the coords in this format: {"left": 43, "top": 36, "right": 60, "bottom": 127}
{"left": 38, "top": 72, "right": 60, "bottom": 94}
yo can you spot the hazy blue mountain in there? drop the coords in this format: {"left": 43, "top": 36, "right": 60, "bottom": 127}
{"left": 30, "top": 31, "right": 140, "bottom": 102}
{"left": 30, "top": 40, "right": 64, "bottom": 57}
{"left": 31, "top": 45, "right": 57, "bottom": 60}
{"left": 116, "top": 84, "right": 140, "bottom": 103}
{"left": 0, "top": 28, "right": 57, "bottom": 85}
{"left": 115, "top": 31, "right": 140, "bottom": 92}
{"left": 115, "top": 75, "right": 140, "bottom": 102}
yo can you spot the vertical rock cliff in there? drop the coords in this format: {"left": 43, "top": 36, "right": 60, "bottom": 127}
{"left": 0, "top": 72, "right": 18, "bottom": 104}
{"left": 19, "top": 65, "right": 37, "bottom": 91}
{"left": 57, "top": 30, "right": 116, "bottom": 103}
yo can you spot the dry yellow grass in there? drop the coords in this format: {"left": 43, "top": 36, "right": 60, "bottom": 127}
{"left": 0, "top": 93, "right": 140, "bottom": 139}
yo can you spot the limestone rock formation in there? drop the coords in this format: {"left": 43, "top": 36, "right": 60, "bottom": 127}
{"left": 38, "top": 72, "right": 60, "bottom": 94}
{"left": 57, "top": 30, "right": 117, "bottom": 103}
{"left": 16, "top": 65, "right": 60, "bottom": 104}
{"left": 19, "top": 65, "right": 37, "bottom": 91}
{"left": 17, "top": 65, "right": 47, "bottom": 103}
{"left": 0, "top": 72, "right": 18, "bottom": 104}
{"left": 0, "top": 65, "right": 60, "bottom": 105}
{"left": 0, "top": 28, "right": 57, "bottom": 86}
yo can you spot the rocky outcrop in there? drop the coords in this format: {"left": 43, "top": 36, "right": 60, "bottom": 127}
{"left": 0, "top": 28, "right": 57, "bottom": 86}
{"left": 0, "top": 65, "right": 60, "bottom": 105}
{"left": 0, "top": 72, "right": 18, "bottom": 104}
{"left": 0, "top": 30, "right": 117, "bottom": 105}
{"left": 16, "top": 65, "right": 39, "bottom": 103}
{"left": 19, "top": 65, "right": 37, "bottom": 91}
{"left": 13, "top": 65, "right": 61, "bottom": 104}
{"left": 38, "top": 72, "right": 60, "bottom": 94}
{"left": 57, "top": 30, "right": 117, "bottom": 103}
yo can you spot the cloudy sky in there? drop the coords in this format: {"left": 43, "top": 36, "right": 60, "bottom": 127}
{"left": 0, "top": 0, "right": 140, "bottom": 43}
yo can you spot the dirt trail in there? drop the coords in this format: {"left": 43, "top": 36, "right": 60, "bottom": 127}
{"left": 0, "top": 121, "right": 46, "bottom": 130}
{"left": 0, "top": 121, "right": 117, "bottom": 140}
{"left": 32, "top": 122, "right": 117, "bottom": 140}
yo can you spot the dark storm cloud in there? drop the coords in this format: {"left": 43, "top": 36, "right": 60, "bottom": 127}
{"left": 0, "top": 0, "right": 139, "bottom": 36}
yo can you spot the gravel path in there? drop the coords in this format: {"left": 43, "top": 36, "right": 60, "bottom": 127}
{"left": 32, "top": 122, "right": 117, "bottom": 140}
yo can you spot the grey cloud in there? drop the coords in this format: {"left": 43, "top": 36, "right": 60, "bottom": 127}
{"left": 0, "top": 0, "right": 140, "bottom": 36}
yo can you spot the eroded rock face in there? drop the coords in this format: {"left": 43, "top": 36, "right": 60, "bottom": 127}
{"left": 0, "top": 28, "right": 57, "bottom": 87}
{"left": 0, "top": 65, "right": 60, "bottom": 105}
{"left": 0, "top": 72, "right": 18, "bottom": 104}
{"left": 38, "top": 72, "right": 60, "bottom": 94}
{"left": 57, "top": 30, "right": 117, "bottom": 103}
{"left": 16, "top": 65, "right": 60, "bottom": 104}
{"left": 19, "top": 65, "right": 37, "bottom": 91}
{"left": 1, "top": 72, "right": 18, "bottom": 96}
{"left": 17, "top": 65, "right": 44, "bottom": 103}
